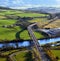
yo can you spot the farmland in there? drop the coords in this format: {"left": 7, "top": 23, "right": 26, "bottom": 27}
{"left": 52, "top": 50, "right": 60, "bottom": 61}
{"left": 0, "top": 10, "right": 47, "bottom": 41}
{"left": 0, "top": 58, "right": 6, "bottom": 61}
{"left": 13, "top": 51, "right": 33, "bottom": 61}
{"left": 0, "top": 8, "right": 60, "bottom": 61}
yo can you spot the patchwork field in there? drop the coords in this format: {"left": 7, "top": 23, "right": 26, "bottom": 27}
{"left": 13, "top": 51, "right": 33, "bottom": 61}
{"left": 0, "top": 50, "right": 19, "bottom": 61}
{"left": 0, "top": 10, "right": 46, "bottom": 41}
{"left": 37, "top": 19, "right": 60, "bottom": 28}
{"left": 0, "top": 20, "right": 44, "bottom": 41}
{"left": 0, "top": 20, "right": 20, "bottom": 41}
{"left": 0, "top": 10, "right": 47, "bottom": 17}
{"left": 44, "top": 19, "right": 60, "bottom": 28}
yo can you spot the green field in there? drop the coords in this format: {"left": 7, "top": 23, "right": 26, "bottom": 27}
{"left": 0, "top": 58, "right": 6, "bottom": 61}
{"left": 29, "top": 18, "right": 47, "bottom": 23}
{"left": 52, "top": 50, "right": 60, "bottom": 58}
{"left": 52, "top": 50, "right": 60, "bottom": 61}
{"left": 0, "top": 19, "right": 44, "bottom": 41}
{"left": 1, "top": 50, "right": 18, "bottom": 56}
{"left": 0, "top": 50, "right": 18, "bottom": 61}
{"left": 13, "top": 51, "right": 33, "bottom": 61}
{"left": 0, "top": 49, "right": 20, "bottom": 61}
{"left": 0, "top": 20, "right": 21, "bottom": 40}
{"left": 0, "top": 10, "right": 47, "bottom": 17}
{"left": 0, "top": 10, "right": 46, "bottom": 41}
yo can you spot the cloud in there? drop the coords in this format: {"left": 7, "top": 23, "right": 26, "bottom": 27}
{"left": 0, "top": 0, "right": 60, "bottom": 9}
{"left": 10, "top": 4, "right": 42, "bottom": 9}
{"left": 12, "top": 0, "right": 25, "bottom": 4}
{"left": 56, "top": 0, "right": 60, "bottom": 2}
{"left": 56, "top": 0, "right": 60, "bottom": 4}
{"left": 0, "top": 0, "right": 8, "bottom": 7}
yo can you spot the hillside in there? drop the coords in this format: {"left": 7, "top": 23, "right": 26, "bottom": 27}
{"left": 44, "top": 19, "right": 60, "bottom": 28}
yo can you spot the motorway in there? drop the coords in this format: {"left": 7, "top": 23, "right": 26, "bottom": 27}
{"left": 35, "top": 17, "right": 59, "bottom": 38}
{"left": 27, "top": 23, "right": 51, "bottom": 61}
{"left": 35, "top": 28, "right": 60, "bottom": 38}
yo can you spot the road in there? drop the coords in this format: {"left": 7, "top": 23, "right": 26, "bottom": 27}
{"left": 34, "top": 17, "right": 59, "bottom": 38}
{"left": 35, "top": 28, "right": 60, "bottom": 38}
{"left": 27, "top": 23, "right": 51, "bottom": 61}
{"left": 41, "top": 16, "right": 58, "bottom": 28}
{"left": 9, "top": 50, "right": 28, "bottom": 61}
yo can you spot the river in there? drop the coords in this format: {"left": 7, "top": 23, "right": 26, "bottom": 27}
{"left": 0, "top": 37, "right": 60, "bottom": 48}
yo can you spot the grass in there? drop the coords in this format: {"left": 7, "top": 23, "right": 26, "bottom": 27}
{"left": 0, "top": 10, "right": 46, "bottom": 41}
{"left": 29, "top": 18, "right": 47, "bottom": 23}
{"left": 34, "top": 31, "right": 44, "bottom": 39}
{"left": 20, "top": 30, "right": 44, "bottom": 40}
{"left": 0, "top": 10, "right": 47, "bottom": 17}
{"left": 0, "top": 26, "right": 21, "bottom": 41}
{"left": 52, "top": 50, "right": 60, "bottom": 58}
{"left": 52, "top": 50, "right": 60, "bottom": 61}
{"left": 0, "top": 19, "right": 45, "bottom": 41}
{"left": 0, "top": 19, "right": 16, "bottom": 25}
{"left": 20, "top": 30, "right": 30, "bottom": 40}
{"left": 0, "top": 50, "right": 19, "bottom": 61}
{"left": 0, "top": 20, "right": 21, "bottom": 41}
{"left": 43, "top": 19, "right": 60, "bottom": 28}
{"left": 16, "top": 12, "right": 47, "bottom": 17}
{"left": 1, "top": 50, "right": 18, "bottom": 56}
{"left": 13, "top": 51, "right": 33, "bottom": 61}
{"left": 0, "top": 10, "right": 22, "bottom": 15}
{"left": 0, "top": 58, "right": 6, "bottom": 61}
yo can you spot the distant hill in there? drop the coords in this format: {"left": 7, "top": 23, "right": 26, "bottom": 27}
{"left": 0, "top": 6, "right": 12, "bottom": 10}
{"left": 26, "top": 7, "right": 60, "bottom": 14}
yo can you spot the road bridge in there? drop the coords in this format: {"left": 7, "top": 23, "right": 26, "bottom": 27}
{"left": 28, "top": 23, "right": 51, "bottom": 61}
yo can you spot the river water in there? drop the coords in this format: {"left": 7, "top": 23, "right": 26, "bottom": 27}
{"left": 38, "top": 37, "right": 60, "bottom": 45}
{"left": 0, "top": 37, "right": 60, "bottom": 48}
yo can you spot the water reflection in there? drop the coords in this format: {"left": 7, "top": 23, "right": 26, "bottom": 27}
{"left": 0, "top": 41, "right": 30, "bottom": 48}
{"left": 38, "top": 37, "right": 60, "bottom": 45}
{"left": 0, "top": 37, "right": 60, "bottom": 48}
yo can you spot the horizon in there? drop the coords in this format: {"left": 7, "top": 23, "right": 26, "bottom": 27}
{"left": 0, "top": 0, "right": 60, "bottom": 9}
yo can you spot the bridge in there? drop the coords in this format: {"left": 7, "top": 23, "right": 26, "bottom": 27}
{"left": 28, "top": 23, "right": 52, "bottom": 61}
{"left": 27, "top": 17, "right": 58, "bottom": 61}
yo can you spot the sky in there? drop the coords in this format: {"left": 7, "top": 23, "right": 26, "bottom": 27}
{"left": 0, "top": 0, "right": 60, "bottom": 9}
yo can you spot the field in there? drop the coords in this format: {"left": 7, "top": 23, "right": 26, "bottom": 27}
{"left": 0, "top": 20, "right": 44, "bottom": 41}
{"left": 0, "top": 10, "right": 47, "bottom": 41}
{"left": 44, "top": 19, "right": 60, "bottom": 28}
{"left": 0, "top": 58, "right": 6, "bottom": 61}
{"left": 0, "top": 9, "right": 46, "bottom": 61}
{"left": 0, "top": 10, "right": 47, "bottom": 17}
{"left": 52, "top": 50, "right": 60, "bottom": 61}
{"left": 0, "top": 50, "right": 19, "bottom": 61}
{"left": 13, "top": 51, "right": 33, "bottom": 61}
{"left": 0, "top": 20, "right": 20, "bottom": 40}
{"left": 29, "top": 18, "right": 47, "bottom": 23}
{"left": 37, "top": 19, "right": 60, "bottom": 28}
{"left": 1, "top": 50, "right": 18, "bottom": 56}
{"left": 52, "top": 50, "right": 60, "bottom": 58}
{"left": 0, "top": 50, "right": 33, "bottom": 61}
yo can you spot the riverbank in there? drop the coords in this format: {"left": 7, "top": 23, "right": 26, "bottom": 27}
{"left": 0, "top": 36, "right": 60, "bottom": 43}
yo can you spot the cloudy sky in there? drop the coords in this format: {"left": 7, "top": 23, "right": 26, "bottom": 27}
{"left": 0, "top": 0, "right": 60, "bottom": 9}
